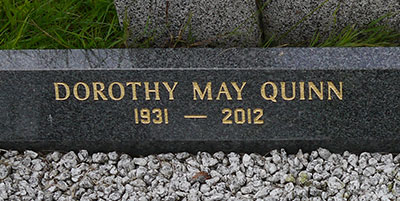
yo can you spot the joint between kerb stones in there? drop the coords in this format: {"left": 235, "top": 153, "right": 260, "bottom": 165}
{"left": 255, "top": 0, "right": 267, "bottom": 45}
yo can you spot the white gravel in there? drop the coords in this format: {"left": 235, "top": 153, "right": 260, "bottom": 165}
{"left": 0, "top": 148, "right": 400, "bottom": 200}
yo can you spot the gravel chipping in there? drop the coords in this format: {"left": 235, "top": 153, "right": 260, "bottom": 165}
{"left": 1, "top": 148, "right": 400, "bottom": 200}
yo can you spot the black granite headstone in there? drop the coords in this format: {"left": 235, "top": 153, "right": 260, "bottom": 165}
{"left": 0, "top": 48, "right": 399, "bottom": 154}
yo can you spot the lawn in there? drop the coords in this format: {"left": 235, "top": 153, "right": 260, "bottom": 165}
{"left": 0, "top": 0, "right": 399, "bottom": 49}
{"left": 0, "top": 0, "right": 128, "bottom": 49}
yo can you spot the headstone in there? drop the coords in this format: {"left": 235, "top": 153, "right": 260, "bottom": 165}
{"left": 262, "top": 0, "right": 400, "bottom": 45}
{"left": 0, "top": 48, "right": 399, "bottom": 154}
{"left": 113, "top": 0, "right": 261, "bottom": 47}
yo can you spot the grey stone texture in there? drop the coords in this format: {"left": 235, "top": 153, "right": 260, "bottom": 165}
{"left": 114, "top": 0, "right": 399, "bottom": 46}
{"left": 113, "top": 0, "right": 261, "bottom": 47}
{"left": 262, "top": 0, "right": 400, "bottom": 45}
{"left": 1, "top": 148, "right": 400, "bottom": 200}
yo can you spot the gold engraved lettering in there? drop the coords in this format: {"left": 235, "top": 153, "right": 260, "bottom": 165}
{"left": 92, "top": 82, "right": 108, "bottom": 100}
{"left": 108, "top": 82, "right": 125, "bottom": 101}
{"left": 299, "top": 82, "right": 305, "bottom": 100}
{"left": 328, "top": 81, "right": 343, "bottom": 100}
{"left": 73, "top": 82, "right": 90, "bottom": 101}
{"left": 247, "top": 109, "right": 252, "bottom": 124}
{"left": 222, "top": 108, "right": 264, "bottom": 124}
{"left": 281, "top": 82, "right": 296, "bottom": 101}
{"left": 135, "top": 108, "right": 169, "bottom": 124}
{"left": 144, "top": 82, "right": 160, "bottom": 100}
{"left": 162, "top": 82, "right": 178, "bottom": 100}
{"left": 231, "top": 82, "right": 246, "bottom": 100}
{"left": 234, "top": 109, "right": 246, "bottom": 124}
{"left": 140, "top": 108, "right": 151, "bottom": 124}
{"left": 216, "top": 82, "right": 232, "bottom": 100}
{"left": 260, "top": 82, "right": 277, "bottom": 102}
{"left": 193, "top": 82, "right": 212, "bottom": 100}
{"left": 164, "top": 109, "right": 169, "bottom": 124}
{"left": 134, "top": 108, "right": 139, "bottom": 124}
{"left": 222, "top": 108, "right": 233, "bottom": 124}
{"left": 308, "top": 82, "right": 324, "bottom": 100}
{"left": 152, "top": 108, "right": 163, "bottom": 124}
{"left": 253, "top": 108, "right": 264, "bottom": 124}
{"left": 126, "top": 82, "right": 141, "bottom": 100}
{"left": 184, "top": 115, "right": 207, "bottom": 119}
{"left": 54, "top": 82, "right": 70, "bottom": 100}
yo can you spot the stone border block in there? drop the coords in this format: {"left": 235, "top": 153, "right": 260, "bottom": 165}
{"left": 262, "top": 0, "right": 400, "bottom": 45}
{"left": 114, "top": 0, "right": 261, "bottom": 47}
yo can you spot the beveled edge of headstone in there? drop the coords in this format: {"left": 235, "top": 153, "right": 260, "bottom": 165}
{"left": 0, "top": 48, "right": 399, "bottom": 70}
{"left": 5, "top": 138, "right": 400, "bottom": 155}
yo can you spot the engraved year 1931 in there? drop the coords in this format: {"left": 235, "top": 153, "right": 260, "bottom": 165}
{"left": 134, "top": 108, "right": 169, "bottom": 124}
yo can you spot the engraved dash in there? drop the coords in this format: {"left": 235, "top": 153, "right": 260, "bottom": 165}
{"left": 184, "top": 115, "right": 207, "bottom": 119}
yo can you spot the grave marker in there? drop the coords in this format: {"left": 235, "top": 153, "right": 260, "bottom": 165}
{"left": 0, "top": 48, "right": 399, "bottom": 154}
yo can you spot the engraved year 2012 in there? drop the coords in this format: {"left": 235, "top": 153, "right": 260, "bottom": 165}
{"left": 222, "top": 108, "right": 264, "bottom": 124}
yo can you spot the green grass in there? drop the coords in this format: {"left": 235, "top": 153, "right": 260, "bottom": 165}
{"left": 0, "top": 0, "right": 399, "bottom": 49}
{"left": 0, "top": 0, "right": 128, "bottom": 49}
{"left": 262, "top": 3, "right": 399, "bottom": 48}
{"left": 308, "top": 14, "right": 400, "bottom": 47}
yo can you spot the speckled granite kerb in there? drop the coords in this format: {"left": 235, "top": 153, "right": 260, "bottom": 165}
{"left": 113, "top": 0, "right": 261, "bottom": 47}
{"left": 262, "top": 0, "right": 399, "bottom": 45}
